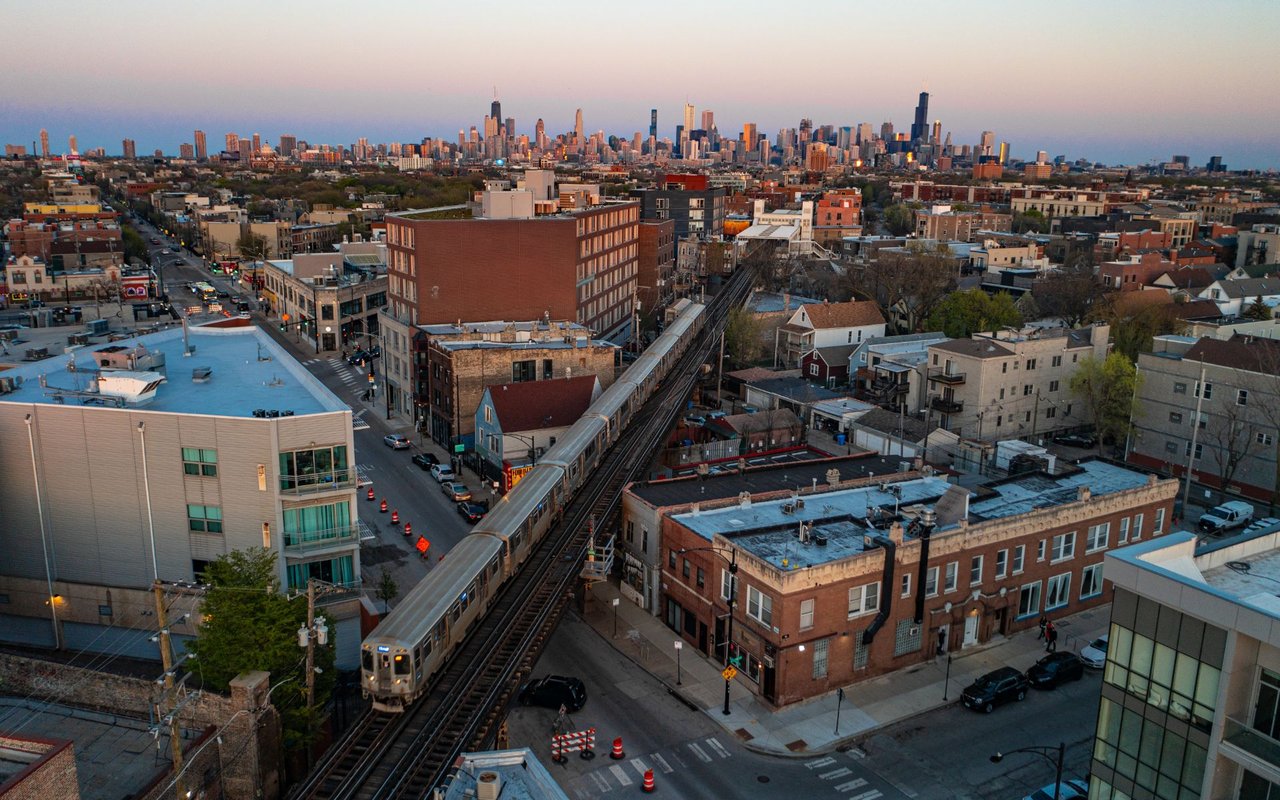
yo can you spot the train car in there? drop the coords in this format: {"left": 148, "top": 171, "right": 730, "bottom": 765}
{"left": 363, "top": 534, "right": 505, "bottom": 712}
{"left": 537, "top": 414, "right": 609, "bottom": 493}
{"left": 470, "top": 463, "right": 566, "bottom": 570}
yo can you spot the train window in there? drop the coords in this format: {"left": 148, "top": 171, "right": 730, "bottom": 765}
{"left": 422, "top": 638, "right": 432, "bottom": 656}
{"left": 393, "top": 654, "right": 410, "bottom": 675}
{"left": 361, "top": 650, "right": 373, "bottom": 671}
{"left": 466, "top": 582, "right": 478, "bottom": 607}
{"left": 489, "top": 556, "right": 501, "bottom": 578}
{"left": 414, "top": 646, "right": 421, "bottom": 665}
{"left": 458, "top": 592, "right": 470, "bottom": 614}
{"left": 450, "top": 603, "right": 461, "bottom": 623}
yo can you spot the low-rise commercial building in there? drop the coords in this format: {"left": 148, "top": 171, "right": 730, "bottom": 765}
{"left": 260, "top": 250, "right": 387, "bottom": 354}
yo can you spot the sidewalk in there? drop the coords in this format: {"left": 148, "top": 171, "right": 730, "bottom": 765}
{"left": 580, "top": 579, "right": 1108, "bottom": 757}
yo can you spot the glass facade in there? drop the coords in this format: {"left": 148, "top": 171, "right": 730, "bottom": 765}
{"left": 286, "top": 555, "right": 354, "bottom": 590}
{"left": 283, "top": 501, "right": 353, "bottom": 549}
{"left": 279, "top": 445, "right": 351, "bottom": 492}
{"left": 1089, "top": 588, "right": 1224, "bottom": 800}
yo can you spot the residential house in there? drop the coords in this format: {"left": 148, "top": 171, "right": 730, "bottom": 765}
{"left": 475, "top": 375, "right": 601, "bottom": 492}
{"left": 777, "top": 300, "right": 887, "bottom": 370}
{"left": 850, "top": 332, "right": 951, "bottom": 414}
{"left": 1236, "top": 224, "right": 1280, "bottom": 267}
{"left": 1199, "top": 278, "right": 1280, "bottom": 318}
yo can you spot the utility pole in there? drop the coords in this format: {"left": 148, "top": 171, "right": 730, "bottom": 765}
{"left": 297, "top": 578, "right": 330, "bottom": 770}
{"left": 153, "top": 582, "right": 186, "bottom": 800}
{"left": 1182, "top": 360, "right": 1208, "bottom": 513}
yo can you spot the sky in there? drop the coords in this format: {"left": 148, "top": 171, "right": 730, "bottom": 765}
{"left": 5, "top": 0, "right": 1279, "bottom": 169}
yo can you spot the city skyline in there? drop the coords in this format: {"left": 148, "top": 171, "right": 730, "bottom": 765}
{"left": 5, "top": 0, "right": 1280, "bottom": 169}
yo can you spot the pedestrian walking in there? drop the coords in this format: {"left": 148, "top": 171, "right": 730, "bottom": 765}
{"left": 1046, "top": 622, "right": 1058, "bottom": 652}
{"left": 1038, "top": 615, "right": 1047, "bottom": 641}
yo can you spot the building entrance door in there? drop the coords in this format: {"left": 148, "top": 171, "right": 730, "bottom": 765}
{"left": 963, "top": 609, "right": 979, "bottom": 648}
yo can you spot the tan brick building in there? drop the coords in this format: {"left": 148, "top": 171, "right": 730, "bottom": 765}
{"left": 0, "top": 734, "right": 79, "bottom": 800}
{"left": 661, "top": 460, "right": 1176, "bottom": 706}
{"left": 913, "top": 205, "right": 1012, "bottom": 242}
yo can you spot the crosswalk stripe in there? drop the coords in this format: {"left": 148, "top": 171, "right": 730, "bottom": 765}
{"left": 687, "top": 742, "right": 711, "bottom": 763}
{"left": 705, "top": 737, "right": 730, "bottom": 759}
{"left": 588, "top": 772, "right": 611, "bottom": 793}
{"left": 820, "top": 767, "right": 852, "bottom": 780}
{"left": 650, "top": 753, "right": 673, "bottom": 773}
{"left": 835, "top": 778, "right": 868, "bottom": 792}
{"left": 630, "top": 758, "right": 648, "bottom": 777}
{"left": 848, "top": 791, "right": 882, "bottom": 800}
{"left": 806, "top": 756, "right": 836, "bottom": 769}
{"left": 609, "top": 765, "right": 631, "bottom": 786}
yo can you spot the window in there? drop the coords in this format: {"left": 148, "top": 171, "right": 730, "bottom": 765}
{"left": 1259, "top": 432, "right": 1274, "bottom": 447}
{"left": 682, "top": 558, "right": 690, "bottom": 579}
{"left": 1046, "top": 407, "right": 1056, "bottom": 419}
{"left": 1051, "top": 531, "right": 1076, "bottom": 562}
{"left": 1002, "top": 362, "right": 1008, "bottom": 373}
{"left": 668, "top": 549, "right": 676, "bottom": 569}
{"left": 1119, "top": 516, "right": 1130, "bottom": 544}
{"left": 925, "top": 566, "right": 939, "bottom": 597}
{"left": 1154, "top": 509, "right": 1165, "bottom": 535}
{"left": 1026, "top": 358, "right": 1037, "bottom": 370}
{"left": 1037, "top": 539, "right": 1046, "bottom": 562}
{"left": 187, "top": 504, "right": 223, "bottom": 533}
{"left": 995, "top": 549, "right": 1008, "bottom": 579}
{"left": 1185, "top": 441, "right": 1203, "bottom": 459}
{"left": 1052, "top": 355, "right": 1062, "bottom": 367}
{"left": 811, "top": 637, "right": 830, "bottom": 679}
{"left": 944, "top": 562, "right": 958, "bottom": 593}
{"left": 809, "top": 363, "right": 819, "bottom": 377}
{"left": 721, "top": 568, "right": 737, "bottom": 601}
{"left": 182, "top": 447, "right": 217, "bottom": 477}
{"left": 970, "top": 555, "right": 984, "bottom": 586}
{"left": 1164, "top": 440, "right": 1179, "bottom": 453}
{"left": 1086, "top": 522, "right": 1110, "bottom": 553}
{"left": 901, "top": 573, "right": 912, "bottom": 598}
{"left": 746, "top": 585, "right": 773, "bottom": 627}
{"left": 512, "top": 359, "right": 536, "bottom": 382}
{"left": 1194, "top": 381, "right": 1213, "bottom": 400}
{"left": 800, "top": 598, "right": 814, "bottom": 630}
{"left": 1081, "top": 564, "right": 1103, "bottom": 599}
{"left": 1045, "top": 573, "right": 1071, "bottom": 610}
{"left": 1018, "top": 581, "right": 1041, "bottom": 618}
{"left": 1049, "top": 380, "right": 1059, "bottom": 392}
{"left": 1132, "top": 513, "right": 1144, "bottom": 540}
{"left": 1173, "top": 382, "right": 1187, "bottom": 395}
{"left": 1169, "top": 412, "right": 1183, "bottom": 424}
{"left": 1013, "top": 545, "right": 1025, "bottom": 575}
{"left": 279, "top": 445, "right": 350, "bottom": 490}
{"left": 1238, "top": 389, "right": 1249, "bottom": 406}
{"left": 848, "top": 582, "right": 879, "bottom": 617}
{"left": 696, "top": 567, "right": 705, "bottom": 588}
{"left": 1023, "top": 384, "right": 1033, "bottom": 396}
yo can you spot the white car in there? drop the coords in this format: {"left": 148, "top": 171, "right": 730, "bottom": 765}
{"left": 383, "top": 434, "right": 411, "bottom": 450}
{"left": 430, "top": 463, "right": 456, "bottom": 483}
{"left": 1080, "top": 634, "right": 1109, "bottom": 669}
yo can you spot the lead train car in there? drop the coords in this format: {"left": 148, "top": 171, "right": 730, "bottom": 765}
{"left": 361, "top": 533, "right": 504, "bottom": 712}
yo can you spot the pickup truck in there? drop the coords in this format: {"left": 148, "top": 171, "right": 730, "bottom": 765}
{"left": 1198, "top": 501, "right": 1254, "bottom": 534}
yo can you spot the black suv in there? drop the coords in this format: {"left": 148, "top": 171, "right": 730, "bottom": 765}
{"left": 411, "top": 452, "right": 439, "bottom": 470}
{"left": 961, "top": 666, "right": 1028, "bottom": 713}
{"left": 1026, "top": 652, "right": 1085, "bottom": 689}
{"left": 517, "top": 675, "right": 586, "bottom": 712}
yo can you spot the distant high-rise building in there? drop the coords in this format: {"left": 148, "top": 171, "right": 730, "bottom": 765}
{"left": 278, "top": 134, "right": 297, "bottom": 157}
{"left": 179, "top": 143, "right": 194, "bottom": 160}
{"left": 700, "top": 110, "right": 714, "bottom": 131}
{"left": 855, "top": 123, "right": 872, "bottom": 146}
{"left": 880, "top": 121, "right": 894, "bottom": 142}
{"left": 239, "top": 139, "right": 253, "bottom": 161}
{"left": 1206, "top": 155, "right": 1226, "bottom": 172}
{"left": 491, "top": 98, "right": 501, "bottom": 125}
{"left": 1172, "top": 154, "right": 1190, "bottom": 167}
{"left": 252, "top": 133, "right": 261, "bottom": 152}
{"left": 931, "top": 120, "right": 942, "bottom": 145}
{"left": 39, "top": 128, "right": 49, "bottom": 158}
{"left": 122, "top": 138, "right": 136, "bottom": 159}
{"left": 742, "top": 122, "right": 757, "bottom": 147}
{"left": 649, "top": 109, "right": 658, "bottom": 139}
{"left": 998, "top": 141, "right": 1009, "bottom": 165}
{"left": 979, "top": 130, "right": 996, "bottom": 156}
{"left": 1036, "top": 150, "right": 1049, "bottom": 164}
{"left": 68, "top": 134, "right": 78, "bottom": 154}
{"left": 194, "top": 130, "right": 207, "bottom": 161}
{"left": 225, "top": 133, "right": 240, "bottom": 154}
{"left": 505, "top": 117, "right": 515, "bottom": 138}
{"left": 910, "top": 91, "right": 929, "bottom": 143}
{"left": 535, "top": 118, "right": 546, "bottom": 150}
{"left": 574, "top": 109, "right": 584, "bottom": 141}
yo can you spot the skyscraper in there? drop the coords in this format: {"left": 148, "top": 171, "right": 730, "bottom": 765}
{"left": 855, "top": 123, "right": 872, "bottom": 146}
{"left": 122, "top": 138, "right": 136, "bottom": 159}
{"left": 278, "top": 134, "right": 296, "bottom": 158}
{"left": 683, "top": 103, "right": 695, "bottom": 136}
{"left": 649, "top": 109, "right": 657, "bottom": 139}
{"left": 574, "top": 109, "right": 584, "bottom": 141}
{"left": 194, "top": 129, "right": 207, "bottom": 161}
{"left": 39, "top": 128, "right": 49, "bottom": 158}
{"left": 68, "top": 134, "right": 78, "bottom": 154}
{"left": 225, "top": 133, "right": 240, "bottom": 154}
{"left": 252, "top": 133, "right": 261, "bottom": 152}
{"left": 491, "top": 98, "right": 501, "bottom": 125}
{"left": 979, "top": 130, "right": 996, "bottom": 156}
{"left": 700, "top": 110, "right": 714, "bottom": 131}
{"left": 910, "top": 91, "right": 929, "bottom": 143}
{"left": 535, "top": 118, "right": 546, "bottom": 150}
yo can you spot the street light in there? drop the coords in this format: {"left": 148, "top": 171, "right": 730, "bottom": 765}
{"left": 677, "top": 545, "right": 738, "bottom": 716}
{"left": 990, "top": 742, "right": 1066, "bottom": 800}
{"left": 351, "top": 331, "right": 391, "bottom": 421}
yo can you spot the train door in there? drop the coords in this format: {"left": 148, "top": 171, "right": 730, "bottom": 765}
{"left": 374, "top": 647, "right": 394, "bottom": 695}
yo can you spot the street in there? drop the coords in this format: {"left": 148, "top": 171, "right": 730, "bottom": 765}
{"left": 507, "top": 614, "right": 905, "bottom": 800}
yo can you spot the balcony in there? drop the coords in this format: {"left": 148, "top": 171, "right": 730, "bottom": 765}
{"left": 931, "top": 396, "right": 964, "bottom": 414}
{"left": 1222, "top": 717, "right": 1280, "bottom": 778}
{"left": 868, "top": 378, "right": 909, "bottom": 401}
{"left": 283, "top": 523, "right": 363, "bottom": 554}
{"left": 279, "top": 469, "right": 356, "bottom": 496}
{"left": 930, "top": 371, "right": 966, "bottom": 385}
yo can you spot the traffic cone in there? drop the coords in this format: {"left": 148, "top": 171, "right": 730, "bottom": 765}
{"left": 404, "top": 522, "right": 412, "bottom": 537}
{"left": 391, "top": 509, "right": 400, "bottom": 524}
{"left": 609, "top": 737, "right": 625, "bottom": 760}
{"left": 366, "top": 487, "right": 375, "bottom": 501}
{"left": 380, "top": 499, "right": 388, "bottom": 513}
{"left": 641, "top": 769, "right": 655, "bottom": 793}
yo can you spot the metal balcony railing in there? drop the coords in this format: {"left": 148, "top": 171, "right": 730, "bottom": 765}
{"left": 1223, "top": 716, "right": 1280, "bottom": 772}
{"left": 930, "top": 371, "right": 967, "bottom": 385}
{"left": 931, "top": 396, "right": 964, "bottom": 414}
{"left": 279, "top": 469, "right": 356, "bottom": 495}
{"left": 283, "top": 524, "right": 361, "bottom": 553}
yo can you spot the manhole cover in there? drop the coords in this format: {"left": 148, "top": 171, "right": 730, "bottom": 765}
{"left": 757, "top": 776, "right": 771, "bottom": 783}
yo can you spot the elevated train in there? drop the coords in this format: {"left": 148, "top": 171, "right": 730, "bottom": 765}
{"left": 362, "top": 300, "right": 706, "bottom": 711}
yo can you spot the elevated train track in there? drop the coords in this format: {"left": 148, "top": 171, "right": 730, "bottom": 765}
{"left": 291, "top": 268, "right": 754, "bottom": 799}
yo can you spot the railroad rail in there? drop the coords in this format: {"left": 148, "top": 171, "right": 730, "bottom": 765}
{"left": 290, "top": 268, "right": 754, "bottom": 799}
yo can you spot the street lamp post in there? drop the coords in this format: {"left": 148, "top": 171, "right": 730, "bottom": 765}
{"left": 677, "top": 545, "right": 738, "bottom": 716}
{"left": 990, "top": 742, "right": 1066, "bottom": 800}
{"left": 675, "top": 640, "right": 683, "bottom": 685}
{"left": 352, "top": 332, "right": 391, "bottom": 421}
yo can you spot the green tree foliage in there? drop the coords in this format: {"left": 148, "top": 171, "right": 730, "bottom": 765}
{"left": 1069, "top": 353, "right": 1140, "bottom": 447}
{"left": 724, "top": 306, "right": 766, "bottom": 367}
{"left": 236, "top": 232, "right": 270, "bottom": 262}
{"left": 882, "top": 204, "right": 914, "bottom": 236}
{"left": 375, "top": 568, "right": 399, "bottom": 614}
{"left": 1012, "top": 209, "right": 1049, "bottom": 234}
{"left": 1089, "top": 296, "right": 1187, "bottom": 362}
{"left": 925, "top": 290, "right": 1022, "bottom": 338}
{"left": 121, "top": 224, "right": 148, "bottom": 265}
{"left": 1244, "top": 296, "right": 1274, "bottom": 321}
{"left": 187, "top": 549, "right": 334, "bottom": 751}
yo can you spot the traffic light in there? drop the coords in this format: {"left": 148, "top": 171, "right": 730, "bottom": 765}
{"left": 279, "top": 322, "right": 286, "bottom": 332}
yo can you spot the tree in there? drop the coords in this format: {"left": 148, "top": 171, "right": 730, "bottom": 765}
{"left": 867, "top": 242, "right": 957, "bottom": 333}
{"left": 724, "top": 306, "right": 766, "bottom": 367}
{"left": 1090, "top": 295, "right": 1187, "bottom": 362}
{"left": 1035, "top": 262, "right": 1103, "bottom": 327}
{"left": 925, "top": 289, "right": 1022, "bottom": 338}
{"left": 1014, "top": 292, "right": 1041, "bottom": 321}
{"left": 1013, "top": 209, "right": 1049, "bottom": 234}
{"left": 237, "top": 232, "right": 270, "bottom": 262}
{"left": 1069, "top": 352, "right": 1140, "bottom": 447}
{"left": 1204, "top": 403, "right": 1266, "bottom": 500}
{"left": 187, "top": 548, "right": 335, "bottom": 751}
{"left": 882, "top": 204, "right": 914, "bottom": 236}
{"left": 1244, "top": 296, "right": 1274, "bottom": 321}
{"left": 375, "top": 568, "right": 399, "bottom": 614}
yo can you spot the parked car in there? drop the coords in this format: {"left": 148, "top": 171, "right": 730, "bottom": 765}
{"left": 169, "top": 245, "right": 180, "bottom": 252}
{"left": 1080, "top": 634, "right": 1109, "bottom": 669}
{"left": 517, "top": 675, "right": 586, "bottom": 712}
{"left": 1020, "top": 778, "right": 1089, "bottom": 800}
{"left": 684, "top": 414, "right": 707, "bottom": 425}
{"left": 347, "top": 350, "right": 369, "bottom": 366}
{"left": 961, "top": 666, "right": 1028, "bottom": 713}
{"left": 457, "top": 501, "right": 487, "bottom": 522}
{"left": 442, "top": 482, "right": 471, "bottom": 502}
{"left": 708, "top": 410, "right": 727, "bottom": 420}
{"left": 382, "top": 434, "right": 410, "bottom": 450}
{"left": 411, "top": 453, "right": 439, "bottom": 470}
{"left": 1198, "top": 500, "right": 1254, "bottom": 534}
{"left": 1052, "top": 433, "right": 1097, "bottom": 449}
{"left": 1026, "top": 652, "right": 1085, "bottom": 689}
{"left": 430, "top": 463, "right": 455, "bottom": 483}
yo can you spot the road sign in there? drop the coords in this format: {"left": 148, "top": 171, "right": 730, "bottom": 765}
{"left": 453, "top": 443, "right": 465, "bottom": 453}
{"left": 722, "top": 666, "right": 737, "bottom": 681}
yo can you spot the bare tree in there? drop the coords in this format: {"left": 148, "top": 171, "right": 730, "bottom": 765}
{"left": 851, "top": 241, "right": 956, "bottom": 333}
{"left": 1203, "top": 403, "right": 1265, "bottom": 500}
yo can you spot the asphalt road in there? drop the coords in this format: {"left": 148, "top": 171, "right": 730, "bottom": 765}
{"left": 507, "top": 614, "right": 905, "bottom": 800}
{"left": 858, "top": 663, "right": 1102, "bottom": 800}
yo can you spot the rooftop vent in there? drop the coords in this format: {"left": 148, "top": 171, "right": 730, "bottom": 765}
{"left": 476, "top": 771, "right": 501, "bottom": 800}
{"left": 192, "top": 367, "right": 213, "bottom": 383}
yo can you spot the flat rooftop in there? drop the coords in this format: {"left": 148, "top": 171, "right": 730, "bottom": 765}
{"left": 440, "top": 748, "right": 568, "bottom": 800}
{"left": 968, "top": 459, "right": 1156, "bottom": 521}
{"left": 0, "top": 325, "right": 346, "bottom": 418}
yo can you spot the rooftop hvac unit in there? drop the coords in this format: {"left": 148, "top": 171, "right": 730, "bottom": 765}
{"left": 192, "top": 367, "right": 213, "bottom": 383}
{"left": 87, "top": 319, "right": 109, "bottom": 336}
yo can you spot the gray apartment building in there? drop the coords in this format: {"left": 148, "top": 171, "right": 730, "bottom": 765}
{"left": 1127, "top": 335, "right": 1280, "bottom": 502}
{"left": 631, "top": 174, "right": 727, "bottom": 241}
{"left": 0, "top": 325, "right": 363, "bottom": 665}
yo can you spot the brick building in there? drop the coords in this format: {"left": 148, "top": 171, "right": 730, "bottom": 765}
{"left": 631, "top": 173, "right": 727, "bottom": 241}
{"left": 0, "top": 734, "right": 79, "bottom": 800}
{"left": 637, "top": 220, "right": 675, "bottom": 319}
{"left": 813, "top": 189, "right": 863, "bottom": 246}
{"left": 912, "top": 205, "right": 1012, "bottom": 242}
{"left": 661, "top": 460, "right": 1176, "bottom": 706}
